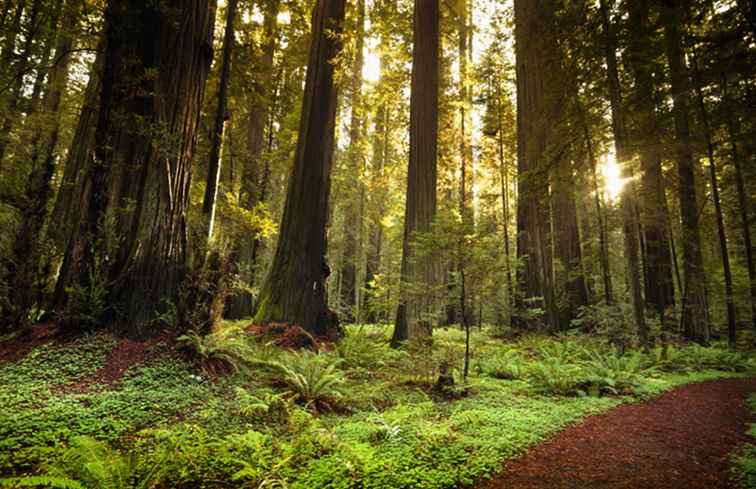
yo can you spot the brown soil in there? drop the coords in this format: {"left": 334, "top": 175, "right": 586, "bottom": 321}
{"left": 62, "top": 336, "right": 164, "bottom": 392}
{"left": 474, "top": 377, "right": 756, "bottom": 489}
{"left": 0, "top": 321, "right": 59, "bottom": 366}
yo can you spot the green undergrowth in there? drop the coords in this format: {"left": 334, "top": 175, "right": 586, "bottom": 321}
{"left": 732, "top": 394, "right": 756, "bottom": 488}
{"left": 0, "top": 324, "right": 753, "bottom": 489}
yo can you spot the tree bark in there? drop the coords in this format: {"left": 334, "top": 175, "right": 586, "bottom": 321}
{"left": 60, "top": 0, "right": 217, "bottom": 338}
{"left": 552, "top": 156, "right": 589, "bottom": 328}
{"left": 225, "top": 0, "right": 280, "bottom": 319}
{"left": 662, "top": 0, "right": 709, "bottom": 344}
{"left": 599, "top": 0, "right": 647, "bottom": 347}
{"left": 513, "top": 0, "right": 561, "bottom": 331}
{"left": 253, "top": 0, "right": 346, "bottom": 335}
{"left": 625, "top": 0, "right": 675, "bottom": 320}
{"left": 392, "top": 0, "right": 439, "bottom": 345}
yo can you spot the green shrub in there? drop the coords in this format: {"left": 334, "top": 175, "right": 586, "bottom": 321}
{"left": 266, "top": 350, "right": 345, "bottom": 411}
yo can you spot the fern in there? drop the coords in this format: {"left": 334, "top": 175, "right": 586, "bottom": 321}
{"left": 0, "top": 476, "right": 84, "bottom": 489}
{"left": 266, "top": 351, "right": 345, "bottom": 409}
{"left": 2, "top": 437, "right": 148, "bottom": 489}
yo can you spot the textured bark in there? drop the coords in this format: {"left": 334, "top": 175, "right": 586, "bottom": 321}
{"left": 552, "top": 157, "right": 588, "bottom": 328}
{"left": 662, "top": 0, "right": 709, "bottom": 344}
{"left": 599, "top": 0, "right": 647, "bottom": 347}
{"left": 0, "top": 0, "right": 81, "bottom": 329}
{"left": 253, "top": 0, "right": 345, "bottom": 335}
{"left": 513, "top": 0, "right": 560, "bottom": 330}
{"left": 225, "top": 0, "right": 280, "bottom": 319}
{"left": 202, "top": 0, "right": 238, "bottom": 243}
{"left": 392, "top": 0, "right": 439, "bottom": 345}
{"left": 626, "top": 0, "right": 675, "bottom": 319}
{"left": 60, "top": 0, "right": 217, "bottom": 338}
{"left": 339, "top": 0, "right": 365, "bottom": 320}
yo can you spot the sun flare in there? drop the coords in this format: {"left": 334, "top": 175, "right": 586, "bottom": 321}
{"left": 601, "top": 152, "right": 625, "bottom": 201}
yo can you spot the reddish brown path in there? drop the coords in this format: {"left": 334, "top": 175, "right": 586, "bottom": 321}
{"left": 475, "top": 377, "right": 756, "bottom": 489}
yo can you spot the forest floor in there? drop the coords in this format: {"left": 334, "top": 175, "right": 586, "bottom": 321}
{"left": 1, "top": 323, "right": 755, "bottom": 488}
{"left": 476, "top": 377, "right": 756, "bottom": 489}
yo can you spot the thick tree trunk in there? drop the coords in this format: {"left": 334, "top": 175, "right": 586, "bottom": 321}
{"left": 552, "top": 157, "right": 589, "bottom": 329}
{"left": 599, "top": 0, "right": 647, "bottom": 347}
{"left": 51, "top": 47, "right": 102, "bottom": 309}
{"left": 202, "top": 0, "right": 238, "bottom": 243}
{"left": 60, "top": 0, "right": 217, "bottom": 338}
{"left": 253, "top": 0, "right": 346, "bottom": 336}
{"left": 513, "top": 0, "right": 561, "bottom": 331}
{"left": 625, "top": 0, "right": 675, "bottom": 320}
{"left": 662, "top": 0, "right": 709, "bottom": 344}
{"left": 1, "top": 0, "right": 81, "bottom": 329}
{"left": 225, "top": 0, "right": 280, "bottom": 319}
{"left": 392, "top": 0, "right": 439, "bottom": 345}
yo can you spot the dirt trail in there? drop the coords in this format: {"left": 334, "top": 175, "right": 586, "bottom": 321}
{"left": 475, "top": 377, "right": 756, "bottom": 489}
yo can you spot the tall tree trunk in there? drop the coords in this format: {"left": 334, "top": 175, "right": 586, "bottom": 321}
{"left": 552, "top": 156, "right": 589, "bottom": 328}
{"left": 253, "top": 0, "right": 346, "bottom": 336}
{"left": 693, "top": 57, "right": 736, "bottom": 348}
{"left": 599, "top": 0, "right": 647, "bottom": 347}
{"left": 339, "top": 0, "right": 365, "bottom": 321}
{"left": 513, "top": 0, "right": 560, "bottom": 331}
{"left": 496, "top": 79, "right": 514, "bottom": 324}
{"left": 51, "top": 46, "right": 102, "bottom": 309}
{"left": 202, "top": 0, "right": 237, "bottom": 243}
{"left": 391, "top": 0, "right": 439, "bottom": 345}
{"left": 662, "top": 0, "right": 709, "bottom": 344}
{"left": 1, "top": 0, "right": 81, "bottom": 328}
{"left": 60, "top": 0, "right": 217, "bottom": 338}
{"left": 626, "top": 0, "right": 675, "bottom": 321}
{"left": 722, "top": 76, "right": 756, "bottom": 338}
{"left": 225, "top": 0, "right": 280, "bottom": 319}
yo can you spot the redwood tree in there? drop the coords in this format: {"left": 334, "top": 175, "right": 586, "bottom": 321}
{"left": 253, "top": 0, "right": 346, "bottom": 335}
{"left": 662, "top": 0, "right": 709, "bottom": 344}
{"left": 392, "top": 0, "right": 440, "bottom": 345}
{"left": 59, "top": 0, "right": 217, "bottom": 338}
